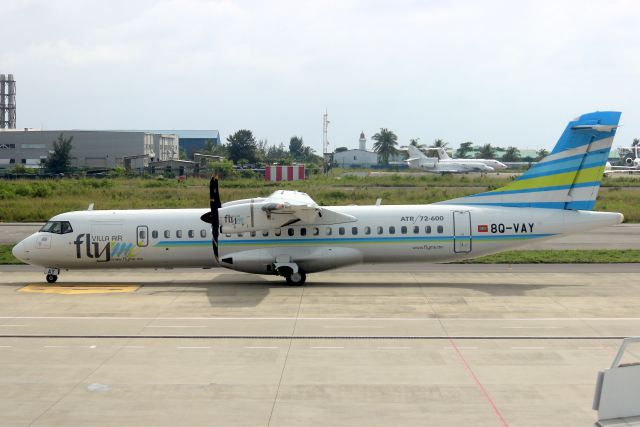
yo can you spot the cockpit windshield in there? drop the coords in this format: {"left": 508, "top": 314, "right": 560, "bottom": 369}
{"left": 40, "top": 221, "right": 73, "bottom": 234}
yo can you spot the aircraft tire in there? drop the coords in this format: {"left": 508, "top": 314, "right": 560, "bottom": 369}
{"left": 46, "top": 274, "right": 58, "bottom": 284}
{"left": 286, "top": 271, "right": 306, "bottom": 286}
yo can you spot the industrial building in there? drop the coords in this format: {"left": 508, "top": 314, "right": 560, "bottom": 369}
{"left": 0, "top": 129, "right": 178, "bottom": 170}
{"left": 148, "top": 130, "right": 220, "bottom": 158}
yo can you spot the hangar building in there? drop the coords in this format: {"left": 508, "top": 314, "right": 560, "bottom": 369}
{"left": 0, "top": 129, "right": 178, "bottom": 169}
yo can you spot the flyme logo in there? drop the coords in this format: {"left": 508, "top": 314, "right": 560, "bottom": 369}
{"left": 73, "top": 233, "right": 139, "bottom": 262}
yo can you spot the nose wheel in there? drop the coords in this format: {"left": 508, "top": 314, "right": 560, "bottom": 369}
{"left": 44, "top": 268, "right": 60, "bottom": 284}
{"left": 46, "top": 274, "right": 58, "bottom": 283}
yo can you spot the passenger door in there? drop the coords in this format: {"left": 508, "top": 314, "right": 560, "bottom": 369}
{"left": 136, "top": 225, "right": 149, "bottom": 247}
{"left": 453, "top": 211, "right": 472, "bottom": 253}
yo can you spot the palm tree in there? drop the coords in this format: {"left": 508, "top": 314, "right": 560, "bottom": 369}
{"left": 431, "top": 139, "right": 449, "bottom": 149}
{"left": 476, "top": 143, "right": 496, "bottom": 159}
{"left": 409, "top": 138, "right": 425, "bottom": 149}
{"left": 501, "top": 146, "right": 521, "bottom": 162}
{"left": 372, "top": 128, "right": 399, "bottom": 165}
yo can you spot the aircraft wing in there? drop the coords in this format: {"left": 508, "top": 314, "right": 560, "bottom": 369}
{"left": 218, "top": 190, "right": 356, "bottom": 233}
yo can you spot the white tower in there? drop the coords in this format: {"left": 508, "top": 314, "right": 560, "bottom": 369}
{"left": 359, "top": 131, "right": 366, "bottom": 151}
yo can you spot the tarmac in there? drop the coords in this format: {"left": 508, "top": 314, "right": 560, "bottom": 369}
{"left": 1, "top": 264, "right": 640, "bottom": 426}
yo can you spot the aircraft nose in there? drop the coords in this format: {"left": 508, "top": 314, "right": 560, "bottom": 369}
{"left": 12, "top": 238, "right": 30, "bottom": 263}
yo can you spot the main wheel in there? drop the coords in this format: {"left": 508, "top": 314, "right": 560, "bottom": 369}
{"left": 285, "top": 271, "right": 306, "bottom": 286}
{"left": 46, "top": 274, "right": 58, "bottom": 284}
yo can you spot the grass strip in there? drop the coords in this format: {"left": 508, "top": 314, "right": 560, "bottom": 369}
{"left": 462, "top": 249, "right": 640, "bottom": 264}
{"left": 0, "top": 244, "right": 22, "bottom": 264}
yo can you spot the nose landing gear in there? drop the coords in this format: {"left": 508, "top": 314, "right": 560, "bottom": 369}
{"left": 45, "top": 268, "right": 60, "bottom": 284}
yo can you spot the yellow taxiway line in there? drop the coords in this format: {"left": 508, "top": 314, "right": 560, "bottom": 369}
{"left": 19, "top": 284, "right": 140, "bottom": 295}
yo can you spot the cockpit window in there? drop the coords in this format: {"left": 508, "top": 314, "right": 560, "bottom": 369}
{"left": 40, "top": 221, "right": 73, "bottom": 234}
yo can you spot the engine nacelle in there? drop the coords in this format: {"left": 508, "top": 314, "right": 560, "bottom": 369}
{"left": 219, "top": 200, "right": 292, "bottom": 233}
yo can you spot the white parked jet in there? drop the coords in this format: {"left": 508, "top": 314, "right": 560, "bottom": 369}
{"left": 403, "top": 145, "right": 499, "bottom": 173}
{"left": 432, "top": 147, "right": 508, "bottom": 170}
{"left": 13, "top": 111, "right": 623, "bottom": 285}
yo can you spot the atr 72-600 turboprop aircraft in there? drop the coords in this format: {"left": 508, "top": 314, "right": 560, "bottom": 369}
{"left": 13, "top": 112, "right": 623, "bottom": 285}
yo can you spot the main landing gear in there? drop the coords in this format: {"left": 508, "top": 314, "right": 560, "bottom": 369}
{"left": 285, "top": 271, "right": 306, "bottom": 286}
{"left": 46, "top": 274, "right": 58, "bottom": 283}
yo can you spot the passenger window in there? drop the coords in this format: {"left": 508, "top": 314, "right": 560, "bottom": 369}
{"left": 250, "top": 231, "right": 256, "bottom": 237}
{"left": 389, "top": 226, "right": 396, "bottom": 234}
{"left": 152, "top": 230, "right": 159, "bottom": 239}
{"left": 364, "top": 226, "right": 371, "bottom": 235}
{"left": 200, "top": 229, "right": 207, "bottom": 238}
{"left": 300, "top": 228, "right": 307, "bottom": 236}
{"left": 377, "top": 226, "right": 383, "bottom": 235}
{"left": 237, "top": 233, "right": 243, "bottom": 237}
{"left": 326, "top": 227, "right": 332, "bottom": 235}
{"left": 425, "top": 226, "right": 431, "bottom": 234}
{"left": 352, "top": 227, "right": 358, "bottom": 235}
{"left": 225, "top": 233, "right": 231, "bottom": 237}
{"left": 176, "top": 230, "right": 183, "bottom": 238}
{"left": 339, "top": 227, "right": 345, "bottom": 235}
{"left": 413, "top": 226, "right": 419, "bottom": 234}
{"left": 437, "top": 225, "right": 444, "bottom": 234}
{"left": 313, "top": 227, "right": 319, "bottom": 236}
{"left": 288, "top": 228, "right": 295, "bottom": 237}
{"left": 262, "top": 230, "right": 269, "bottom": 237}
{"left": 401, "top": 226, "right": 407, "bottom": 234}
{"left": 139, "top": 229, "right": 146, "bottom": 240}
{"left": 188, "top": 230, "right": 195, "bottom": 238}
{"left": 164, "top": 230, "right": 170, "bottom": 238}
{"left": 275, "top": 229, "right": 281, "bottom": 236}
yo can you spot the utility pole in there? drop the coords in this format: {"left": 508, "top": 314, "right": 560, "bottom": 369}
{"left": 322, "top": 110, "right": 330, "bottom": 174}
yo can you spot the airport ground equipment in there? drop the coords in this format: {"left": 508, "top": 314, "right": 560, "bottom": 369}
{"left": 593, "top": 337, "right": 640, "bottom": 425}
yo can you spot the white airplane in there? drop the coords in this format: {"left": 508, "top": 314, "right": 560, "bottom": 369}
{"left": 432, "top": 146, "right": 508, "bottom": 170}
{"left": 403, "top": 145, "right": 497, "bottom": 173}
{"left": 13, "top": 111, "right": 623, "bottom": 286}
{"left": 604, "top": 146, "right": 640, "bottom": 175}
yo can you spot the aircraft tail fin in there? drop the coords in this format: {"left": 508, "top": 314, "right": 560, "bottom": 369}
{"left": 406, "top": 145, "right": 427, "bottom": 160}
{"left": 440, "top": 111, "right": 621, "bottom": 210}
{"left": 436, "top": 147, "right": 451, "bottom": 160}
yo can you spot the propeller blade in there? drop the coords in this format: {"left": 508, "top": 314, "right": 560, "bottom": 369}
{"left": 210, "top": 176, "right": 221, "bottom": 261}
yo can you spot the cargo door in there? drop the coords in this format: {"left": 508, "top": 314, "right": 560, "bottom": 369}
{"left": 453, "top": 211, "right": 472, "bottom": 253}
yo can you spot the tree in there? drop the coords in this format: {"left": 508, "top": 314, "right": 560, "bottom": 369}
{"left": 409, "top": 138, "right": 425, "bottom": 149}
{"left": 455, "top": 141, "right": 474, "bottom": 159}
{"left": 476, "top": 143, "right": 496, "bottom": 159}
{"left": 372, "top": 128, "right": 399, "bottom": 165}
{"left": 226, "top": 130, "right": 258, "bottom": 164}
{"left": 535, "top": 149, "right": 549, "bottom": 161}
{"left": 202, "top": 139, "right": 216, "bottom": 153}
{"left": 44, "top": 133, "right": 74, "bottom": 174}
{"left": 289, "top": 136, "right": 305, "bottom": 160}
{"left": 431, "top": 139, "right": 449, "bottom": 149}
{"left": 501, "top": 146, "right": 521, "bottom": 162}
{"left": 632, "top": 138, "right": 640, "bottom": 147}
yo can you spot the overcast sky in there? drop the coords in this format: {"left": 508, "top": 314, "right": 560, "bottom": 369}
{"left": 2, "top": 0, "right": 639, "bottom": 153}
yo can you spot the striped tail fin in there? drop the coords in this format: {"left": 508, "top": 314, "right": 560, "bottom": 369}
{"left": 441, "top": 111, "right": 621, "bottom": 210}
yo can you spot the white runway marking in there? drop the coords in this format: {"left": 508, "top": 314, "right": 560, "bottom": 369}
{"left": 501, "top": 326, "right": 562, "bottom": 329}
{"left": 4, "top": 316, "right": 640, "bottom": 321}
{"left": 147, "top": 325, "right": 206, "bottom": 328}
{"left": 0, "top": 345, "right": 12, "bottom": 348}
{"left": 0, "top": 324, "right": 27, "bottom": 327}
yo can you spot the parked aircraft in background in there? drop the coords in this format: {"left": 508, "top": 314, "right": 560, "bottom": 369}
{"left": 403, "top": 145, "right": 496, "bottom": 173}
{"left": 13, "top": 111, "right": 623, "bottom": 286}
{"left": 604, "top": 146, "right": 640, "bottom": 175}
{"left": 432, "top": 147, "right": 508, "bottom": 170}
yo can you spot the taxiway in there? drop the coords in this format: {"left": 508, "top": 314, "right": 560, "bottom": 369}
{"left": 0, "top": 265, "right": 639, "bottom": 426}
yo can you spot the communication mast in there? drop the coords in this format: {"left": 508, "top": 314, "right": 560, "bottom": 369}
{"left": 322, "top": 110, "right": 330, "bottom": 173}
{"left": 0, "top": 74, "right": 16, "bottom": 129}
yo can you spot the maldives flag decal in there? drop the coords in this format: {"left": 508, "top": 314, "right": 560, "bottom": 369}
{"left": 477, "top": 224, "right": 489, "bottom": 233}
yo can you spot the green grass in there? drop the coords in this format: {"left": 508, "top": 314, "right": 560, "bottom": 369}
{"left": 463, "top": 249, "right": 640, "bottom": 264}
{"left": 1, "top": 173, "right": 640, "bottom": 222}
{"left": 0, "top": 245, "right": 22, "bottom": 264}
